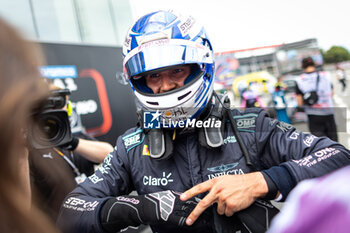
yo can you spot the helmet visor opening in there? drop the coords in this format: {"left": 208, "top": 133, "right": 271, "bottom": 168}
{"left": 130, "top": 64, "right": 204, "bottom": 96}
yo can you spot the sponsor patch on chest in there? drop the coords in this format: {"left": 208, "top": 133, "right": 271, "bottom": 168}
{"left": 233, "top": 113, "right": 258, "bottom": 131}
{"left": 143, "top": 172, "right": 174, "bottom": 186}
{"left": 207, "top": 163, "right": 244, "bottom": 179}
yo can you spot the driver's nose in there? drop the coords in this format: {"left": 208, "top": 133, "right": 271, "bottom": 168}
{"left": 159, "top": 75, "right": 176, "bottom": 93}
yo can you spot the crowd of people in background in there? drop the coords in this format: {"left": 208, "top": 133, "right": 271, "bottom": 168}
{"left": 272, "top": 79, "right": 291, "bottom": 124}
{"left": 0, "top": 8, "right": 349, "bottom": 233}
{"left": 295, "top": 57, "right": 338, "bottom": 141}
{"left": 236, "top": 56, "right": 346, "bottom": 141}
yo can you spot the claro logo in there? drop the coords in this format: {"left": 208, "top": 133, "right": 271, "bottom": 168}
{"left": 143, "top": 172, "right": 173, "bottom": 186}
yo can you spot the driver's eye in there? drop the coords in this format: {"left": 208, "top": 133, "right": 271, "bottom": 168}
{"left": 172, "top": 68, "right": 183, "bottom": 74}
{"left": 149, "top": 73, "right": 160, "bottom": 79}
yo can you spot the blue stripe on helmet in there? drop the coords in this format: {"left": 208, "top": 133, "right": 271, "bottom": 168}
{"left": 192, "top": 98, "right": 208, "bottom": 118}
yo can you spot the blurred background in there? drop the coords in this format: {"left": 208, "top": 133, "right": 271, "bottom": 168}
{"left": 0, "top": 0, "right": 348, "bottom": 159}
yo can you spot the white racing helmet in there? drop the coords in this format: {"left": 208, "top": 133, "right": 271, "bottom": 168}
{"left": 122, "top": 10, "right": 215, "bottom": 126}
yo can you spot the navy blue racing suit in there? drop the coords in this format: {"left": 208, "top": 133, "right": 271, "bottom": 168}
{"left": 57, "top": 108, "right": 350, "bottom": 233}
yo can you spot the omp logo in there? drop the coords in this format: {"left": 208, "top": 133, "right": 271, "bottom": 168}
{"left": 123, "top": 134, "right": 141, "bottom": 147}
{"left": 207, "top": 163, "right": 244, "bottom": 179}
{"left": 236, "top": 117, "right": 255, "bottom": 128}
{"left": 144, "top": 111, "right": 161, "bottom": 129}
{"left": 143, "top": 172, "right": 173, "bottom": 186}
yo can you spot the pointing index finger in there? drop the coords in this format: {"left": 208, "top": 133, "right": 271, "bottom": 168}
{"left": 185, "top": 187, "right": 217, "bottom": 225}
{"left": 180, "top": 179, "right": 214, "bottom": 201}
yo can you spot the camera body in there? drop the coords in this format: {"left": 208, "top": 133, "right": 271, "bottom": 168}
{"left": 28, "top": 89, "right": 72, "bottom": 149}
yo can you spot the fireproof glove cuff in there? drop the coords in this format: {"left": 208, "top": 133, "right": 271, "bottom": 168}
{"left": 100, "top": 190, "right": 211, "bottom": 233}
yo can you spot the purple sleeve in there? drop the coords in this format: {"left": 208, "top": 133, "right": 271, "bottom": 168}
{"left": 268, "top": 166, "right": 350, "bottom": 233}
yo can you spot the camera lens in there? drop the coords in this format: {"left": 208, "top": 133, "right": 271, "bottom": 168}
{"left": 29, "top": 109, "right": 72, "bottom": 149}
{"left": 38, "top": 116, "right": 61, "bottom": 141}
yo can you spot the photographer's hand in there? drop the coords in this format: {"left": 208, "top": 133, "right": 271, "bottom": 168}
{"left": 60, "top": 136, "right": 79, "bottom": 151}
{"left": 60, "top": 135, "right": 113, "bottom": 163}
{"left": 100, "top": 190, "right": 211, "bottom": 232}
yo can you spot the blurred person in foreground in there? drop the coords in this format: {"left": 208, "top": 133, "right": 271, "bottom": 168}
{"left": 57, "top": 10, "right": 350, "bottom": 233}
{"left": 296, "top": 57, "right": 338, "bottom": 141}
{"left": 29, "top": 84, "right": 113, "bottom": 221}
{"left": 0, "top": 17, "right": 58, "bottom": 232}
{"left": 268, "top": 165, "right": 350, "bottom": 233}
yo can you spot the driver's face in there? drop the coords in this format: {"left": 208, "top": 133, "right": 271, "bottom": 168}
{"left": 144, "top": 65, "right": 191, "bottom": 94}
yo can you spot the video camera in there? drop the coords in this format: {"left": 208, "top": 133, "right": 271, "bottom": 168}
{"left": 28, "top": 89, "right": 73, "bottom": 149}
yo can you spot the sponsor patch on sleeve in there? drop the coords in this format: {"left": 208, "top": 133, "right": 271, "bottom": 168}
{"left": 292, "top": 147, "right": 341, "bottom": 167}
{"left": 122, "top": 129, "right": 144, "bottom": 153}
{"left": 63, "top": 197, "right": 99, "bottom": 212}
